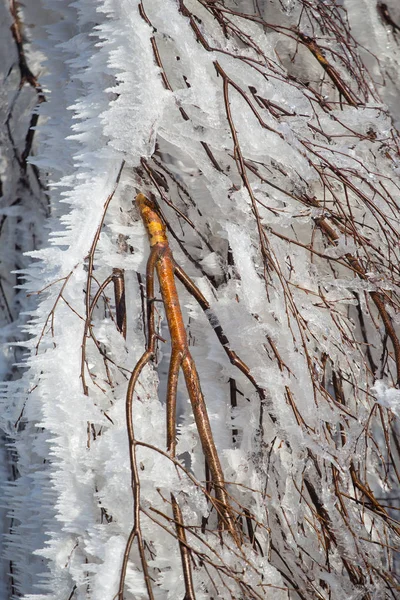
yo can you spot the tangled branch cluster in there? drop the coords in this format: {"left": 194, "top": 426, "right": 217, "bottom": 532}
{"left": 3, "top": 1, "right": 400, "bottom": 599}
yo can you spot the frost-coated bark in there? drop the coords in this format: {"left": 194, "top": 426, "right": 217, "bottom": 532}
{"left": 1, "top": 1, "right": 400, "bottom": 599}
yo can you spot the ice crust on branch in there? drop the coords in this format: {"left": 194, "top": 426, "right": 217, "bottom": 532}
{"left": 2, "top": 0, "right": 400, "bottom": 599}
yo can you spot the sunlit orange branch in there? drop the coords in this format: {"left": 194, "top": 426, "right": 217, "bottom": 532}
{"left": 119, "top": 193, "right": 246, "bottom": 599}
{"left": 136, "top": 193, "right": 238, "bottom": 536}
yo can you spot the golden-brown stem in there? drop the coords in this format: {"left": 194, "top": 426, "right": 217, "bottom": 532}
{"left": 167, "top": 349, "right": 182, "bottom": 456}
{"left": 136, "top": 193, "right": 239, "bottom": 539}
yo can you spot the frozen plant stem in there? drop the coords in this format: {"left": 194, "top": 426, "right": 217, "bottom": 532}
{"left": 119, "top": 193, "right": 241, "bottom": 599}
{"left": 136, "top": 192, "right": 238, "bottom": 537}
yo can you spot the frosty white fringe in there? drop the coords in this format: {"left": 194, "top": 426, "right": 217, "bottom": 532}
{"left": 2, "top": 0, "right": 400, "bottom": 599}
